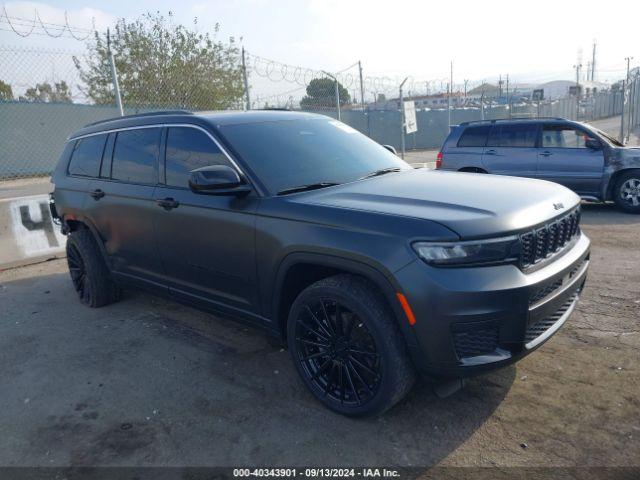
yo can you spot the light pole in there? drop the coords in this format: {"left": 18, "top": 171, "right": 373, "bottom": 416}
{"left": 323, "top": 71, "right": 341, "bottom": 120}
{"left": 399, "top": 76, "right": 408, "bottom": 159}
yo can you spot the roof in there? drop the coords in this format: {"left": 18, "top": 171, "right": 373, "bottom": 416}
{"left": 69, "top": 109, "right": 325, "bottom": 139}
{"left": 458, "top": 117, "right": 571, "bottom": 127}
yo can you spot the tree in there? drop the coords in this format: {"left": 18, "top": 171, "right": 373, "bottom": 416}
{"left": 300, "top": 77, "right": 351, "bottom": 109}
{"left": 74, "top": 12, "right": 245, "bottom": 110}
{"left": 0, "top": 80, "right": 13, "bottom": 101}
{"left": 20, "top": 81, "right": 72, "bottom": 103}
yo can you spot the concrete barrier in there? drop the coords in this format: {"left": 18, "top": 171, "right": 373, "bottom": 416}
{"left": 0, "top": 194, "right": 66, "bottom": 270}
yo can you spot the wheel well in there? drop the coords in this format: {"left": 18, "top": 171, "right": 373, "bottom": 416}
{"left": 607, "top": 168, "right": 640, "bottom": 199}
{"left": 458, "top": 167, "right": 487, "bottom": 174}
{"left": 277, "top": 263, "right": 342, "bottom": 336}
{"left": 276, "top": 263, "right": 392, "bottom": 338}
{"left": 64, "top": 219, "right": 87, "bottom": 232}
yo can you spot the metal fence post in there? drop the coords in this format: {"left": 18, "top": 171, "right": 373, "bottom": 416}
{"left": 242, "top": 47, "right": 251, "bottom": 110}
{"left": 399, "top": 77, "right": 408, "bottom": 159}
{"left": 620, "top": 80, "right": 626, "bottom": 143}
{"left": 107, "top": 29, "right": 123, "bottom": 116}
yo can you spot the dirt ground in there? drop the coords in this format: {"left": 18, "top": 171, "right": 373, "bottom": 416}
{"left": 0, "top": 202, "right": 638, "bottom": 472}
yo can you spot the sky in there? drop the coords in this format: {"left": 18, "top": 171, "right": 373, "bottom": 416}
{"left": 1, "top": 0, "right": 639, "bottom": 98}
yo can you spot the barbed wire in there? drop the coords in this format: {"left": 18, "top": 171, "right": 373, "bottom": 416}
{"left": 0, "top": 6, "right": 96, "bottom": 40}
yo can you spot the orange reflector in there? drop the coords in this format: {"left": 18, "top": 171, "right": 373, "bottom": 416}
{"left": 396, "top": 293, "right": 416, "bottom": 326}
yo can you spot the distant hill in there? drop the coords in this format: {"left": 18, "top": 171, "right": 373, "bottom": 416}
{"left": 468, "top": 83, "right": 499, "bottom": 97}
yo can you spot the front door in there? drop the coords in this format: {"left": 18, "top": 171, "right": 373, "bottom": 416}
{"left": 537, "top": 124, "right": 605, "bottom": 195}
{"left": 153, "top": 126, "right": 261, "bottom": 318}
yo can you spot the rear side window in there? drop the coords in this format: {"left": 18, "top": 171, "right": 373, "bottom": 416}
{"left": 165, "top": 127, "right": 231, "bottom": 188}
{"left": 111, "top": 128, "right": 161, "bottom": 184}
{"left": 487, "top": 124, "right": 538, "bottom": 148}
{"left": 457, "top": 125, "right": 490, "bottom": 147}
{"left": 68, "top": 135, "right": 107, "bottom": 177}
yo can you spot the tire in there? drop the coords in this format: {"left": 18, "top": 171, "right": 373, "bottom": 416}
{"left": 66, "top": 227, "right": 120, "bottom": 307}
{"left": 287, "top": 274, "right": 415, "bottom": 416}
{"left": 613, "top": 171, "right": 640, "bottom": 213}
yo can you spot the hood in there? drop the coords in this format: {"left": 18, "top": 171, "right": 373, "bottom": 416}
{"left": 291, "top": 169, "right": 580, "bottom": 238}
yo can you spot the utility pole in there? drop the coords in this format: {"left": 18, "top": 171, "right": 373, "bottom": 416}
{"left": 241, "top": 47, "right": 251, "bottom": 110}
{"left": 463, "top": 79, "right": 469, "bottom": 98}
{"left": 107, "top": 29, "right": 124, "bottom": 116}
{"left": 447, "top": 82, "right": 451, "bottom": 128}
{"left": 449, "top": 60, "right": 453, "bottom": 125}
{"left": 591, "top": 40, "right": 597, "bottom": 82}
{"left": 574, "top": 63, "right": 582, "bottom": 120}
{"left": 358, "top": 61, "right": 365, "bottom": 111}
{"left": 323, "top": 71, "right": 341, "bottom": 120}
{"left": 498, "top": 74, "right": 503, "bottom": 98}
{"left": 399, "top": 76, "right": 408, "bottom": 159}
{"left": 625, "top": 57, "right": 634, "bottom": 82}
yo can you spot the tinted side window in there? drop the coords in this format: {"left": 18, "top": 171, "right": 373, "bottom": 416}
{"left": 487, "top": 124, "right": 538, "bottom": 148}
{"left": 111, "top": 128, "right": 161, "bottom": 184}
{"left": 542, "top": 125, "right": 596, "bottom": 148}
{"left": 457, "top": 125, "right": 490, "bottom": 147}
{"left": 68, "top": 135, "right": 107, "bottom": 177}
{"left": 165, "top": 127, "right": 231, "bottom": 188}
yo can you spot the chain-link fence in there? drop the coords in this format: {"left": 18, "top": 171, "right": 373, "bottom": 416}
{"left": 1, "top": 44, "right": 639, "bottom": 180}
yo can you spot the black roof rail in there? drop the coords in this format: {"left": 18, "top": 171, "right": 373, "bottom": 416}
{"left": 84, "top": 109, "right": 193, "bottom": 128}
{"left": 459, "top": 116, "right": 567, "bottom": 126}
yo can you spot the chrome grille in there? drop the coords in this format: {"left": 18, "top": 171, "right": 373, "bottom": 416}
{"left": 520, "top": 208, "right": 581, "bottom": 268}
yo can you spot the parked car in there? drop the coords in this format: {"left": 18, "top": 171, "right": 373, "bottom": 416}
{"left": 51, "top": 111, "right": 590, "bottom": 416}
{"left": 436, "top": 117, "right": 640, "bottom": 213}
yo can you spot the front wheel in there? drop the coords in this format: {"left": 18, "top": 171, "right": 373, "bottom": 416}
{"left": 613, "top": 171, "right": 640, "bottom": 213}
{"left": 287, "top": 274, "right": 415, "bottom": 417}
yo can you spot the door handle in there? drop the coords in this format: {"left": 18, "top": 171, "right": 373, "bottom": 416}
{"left": 156, "top": 197, "right": 179, "bottom": 210}
{"left": 90, "top": 189, "right": 105, "bottom": 200}
{"left": 540, "top": 151, "right": 553, "bottom": 157}
{"left": 485, "top": 149, "right": 497, "bottom": 155}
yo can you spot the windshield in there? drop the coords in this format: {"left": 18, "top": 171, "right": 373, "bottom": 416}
{"left": 218, "top": 117, "right": 410, "bottom": 194}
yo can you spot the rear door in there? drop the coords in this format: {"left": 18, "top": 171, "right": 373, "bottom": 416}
{"left": 482, "top": 123, "right": 539, "bottom": 177}
{"left": 537, "top": 123, "right": 605, "bottom": 195}
{"left": 83, "top": 126, "right": 165, "bottom": 291}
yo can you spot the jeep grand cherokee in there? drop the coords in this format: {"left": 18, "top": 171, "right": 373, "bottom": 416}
{"left": 50, "top": 110, "right": 590, "bottom": 416}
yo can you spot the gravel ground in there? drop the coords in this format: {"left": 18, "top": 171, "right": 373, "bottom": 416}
{"left": 0, "top": 203, "right": 638, "bottom": 470}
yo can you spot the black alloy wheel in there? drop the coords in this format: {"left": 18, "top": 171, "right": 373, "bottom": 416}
{"left": 294, "top": 298, "right": 382, "bottom": 407}
{"left": 287, "top": 274, "right": 415, "bottom": 416}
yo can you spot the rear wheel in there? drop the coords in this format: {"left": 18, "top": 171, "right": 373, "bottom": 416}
{"left": 613, "top": 171, "right": 640, "bottom": 213}
{"left": 287, "top": 274, "right": 415, "bottom": 416}
{"left": 66, "top": 228, "right": 120, "bottom": 307}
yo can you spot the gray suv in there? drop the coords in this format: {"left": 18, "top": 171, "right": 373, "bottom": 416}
{"left": 437, "top": 118, "right": 640, "bottom": 213}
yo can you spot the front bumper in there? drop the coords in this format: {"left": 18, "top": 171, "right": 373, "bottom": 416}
{"left": 394, "top": 233, "right": 590, "bottom": 379}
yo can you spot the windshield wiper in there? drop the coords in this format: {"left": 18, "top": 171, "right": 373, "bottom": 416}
{"left": 359, "top": 167, "right": 402, "bottom": 180}
{"left": 277, "top": 182, "right": 340, "bottom": 196}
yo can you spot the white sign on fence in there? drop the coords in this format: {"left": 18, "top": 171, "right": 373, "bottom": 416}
{"left": 403, "top": 101, "right": 417, "bottom": 134}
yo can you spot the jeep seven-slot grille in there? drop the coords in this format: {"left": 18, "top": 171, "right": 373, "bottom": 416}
{"left": 520, "top": 208, "right": 581, "bottom": 268}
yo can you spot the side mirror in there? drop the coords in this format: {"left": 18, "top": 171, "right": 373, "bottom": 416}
{"left": 382, "top": 144, "right": 398, "bottom": 155}
{"left": 189, "top": 165, "right": 251, "bottom": 196}
{"left": 585, "top": 138, "right": 601, "bottom": 150}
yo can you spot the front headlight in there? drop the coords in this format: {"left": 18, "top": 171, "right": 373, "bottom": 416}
{"left": 412, "top": 236, "right": 519, "bottom": 267}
